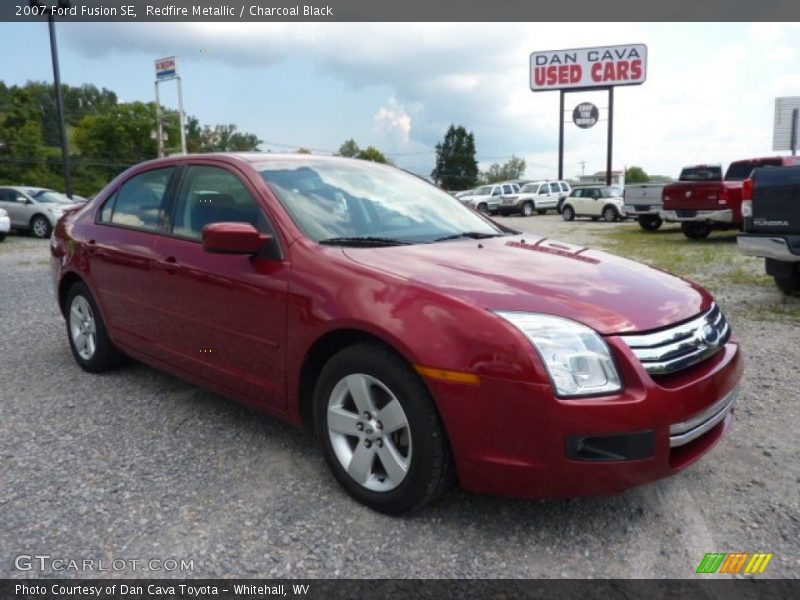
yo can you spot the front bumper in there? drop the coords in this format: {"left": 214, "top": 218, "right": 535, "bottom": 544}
{"left": 661, "top": 209, "right": 733, "bottom": 223}
{"left": 737, "top": 234, "right": 800, "bottom": 262}
{"left": 424, "top": 335, "right": 743, "bottom": 498}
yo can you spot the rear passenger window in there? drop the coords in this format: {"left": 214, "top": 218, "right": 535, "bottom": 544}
{"left": 172, "top": 165, "right": 271, "bottom": 241}
{"left": 549, "top": 183, "right": 560, "bottom": 194}
{"left": 100, "top": 167, "right": 174, "bottom": 231}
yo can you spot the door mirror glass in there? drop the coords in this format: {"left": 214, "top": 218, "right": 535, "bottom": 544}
{"left": 203, "top": 222, "right": 271, "bottom": 255}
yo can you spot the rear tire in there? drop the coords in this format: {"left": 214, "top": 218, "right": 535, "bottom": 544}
{"left": 561, "top": 205, "right": 575, "bottom": 221}
{"left": 65, "top": 282, "right": 126, "bottom": 372}
{"left": 602, "top": 205, "right": 619, "bottom": 222}
{"left": 313, "top": 343, "right": 453, "bottom": 514}
{"left": 774, "top": 272, "right": 800, "bottom": 295}
{"left": 638, "top": 215, "right": 663, "bottom": 231}
{"left": 0, "top": 233, "right": 6, "bottom": 242}
{"left": 681, "top": 222, "right": 712, "bottom": 240}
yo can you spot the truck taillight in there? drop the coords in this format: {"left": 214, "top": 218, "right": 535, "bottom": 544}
{"left": 742, "top": 200, "right": 752, "bottom": 218}
{"left": 742, "top": 178, "right": 753, "bottom": 201}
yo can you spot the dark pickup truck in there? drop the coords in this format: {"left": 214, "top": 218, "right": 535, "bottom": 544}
{"left": 662, "top": 157, "right": 799, "bottom": 240}
{"left": 737, "top": 165, "right": 800, "bottom": 294}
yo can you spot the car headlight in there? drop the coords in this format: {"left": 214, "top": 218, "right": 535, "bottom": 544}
{"left": 495, "top": 311, "right": 622, "bottom": 397}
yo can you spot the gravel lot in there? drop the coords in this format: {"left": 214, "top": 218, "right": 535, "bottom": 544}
{"left": 1, "top": 217, "right": 798, "bottom": 579}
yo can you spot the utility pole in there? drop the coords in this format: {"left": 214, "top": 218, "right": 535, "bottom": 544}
{"left": 31, "top": 0, "right": 73, "bottom": 198}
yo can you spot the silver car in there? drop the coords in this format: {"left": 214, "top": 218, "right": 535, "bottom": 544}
{"left": 0, "top": 186, "right": 81, "bottom": 238}
{"left": 0, "top": 208, "right": 10, "bottom": 241}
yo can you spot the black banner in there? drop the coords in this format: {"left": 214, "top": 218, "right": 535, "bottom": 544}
{"left": 2, "top": 579, "right": 799, "bottom": 600}
{"left": 3, "top": 0, "right": 800, "bottom": 22}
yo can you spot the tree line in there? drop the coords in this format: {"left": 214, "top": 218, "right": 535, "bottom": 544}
{"left": 0, "top": 81, "right": 261, "bottom": 196}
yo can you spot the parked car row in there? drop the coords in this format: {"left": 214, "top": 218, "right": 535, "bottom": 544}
{"left": 458, "top": 180, "right": 573, "bottom": 217}
{"left": 0, "top": 186, "right": 85, "bottom": 238}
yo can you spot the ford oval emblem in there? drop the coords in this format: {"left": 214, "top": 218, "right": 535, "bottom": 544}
{"left": 700, "top": 323, "right": 720, "bottom": 348}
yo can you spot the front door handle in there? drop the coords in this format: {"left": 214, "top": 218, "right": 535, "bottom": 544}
{"left": 155, "top": 256, "right": 180, "bottom": 273}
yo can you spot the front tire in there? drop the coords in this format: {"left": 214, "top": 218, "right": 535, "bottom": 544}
{"left": 65, "top": 282, "right": 125, "bottom": 372}
{"left": 681, "top": 222, "right": 712, "bottom": 240}
{"left": 30, "top": 215, "right": 52, "bottom": 239}
{"left": 477, "top": 203, "right": 489, "bottom": 215}
{"left": 313, "top": 343, "right": 453, "bottom": 514}
{"left": 638, "top": 215, "right": 663, "bottom": 231}
{"left": 521, "top": 201, "right": 534, "bottom": 217}
{"left": 562, "top": 205, "right": 575, "bottom": 221}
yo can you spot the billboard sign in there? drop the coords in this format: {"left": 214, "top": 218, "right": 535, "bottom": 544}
{"left": 773, "top": 96, "right": 800, "bottom": 152}
{"left": 155, "top": 56, "right": 178, "bottom": 80}
{"left": 530, "top": 44, "right": 647, "bottom": 91}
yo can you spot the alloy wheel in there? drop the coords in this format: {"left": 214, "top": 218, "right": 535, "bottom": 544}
{"left": 326, "top": 373, "right": 412, "bottom": 492}
{"left": 69, "top": 295, "right": 97, "bottom": 360}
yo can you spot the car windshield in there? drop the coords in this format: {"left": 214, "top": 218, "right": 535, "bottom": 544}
{"left": 521, "top": 183, "right": 538, "bottom": 193}
{"left": 473, "top": 185, "right": 493, "bottom": 196}
{"left": 258, "top": 159, "right": 505, "bottom": 244}
{"left": 31, "top": 190, "right": 75, "bottom": 204}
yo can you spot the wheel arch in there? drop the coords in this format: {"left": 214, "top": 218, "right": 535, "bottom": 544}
{"left": 297, "top": 328, "right": 414, "bottom": 432}
{"left": 57, "top": 271, "right": 87, "bottom": 316}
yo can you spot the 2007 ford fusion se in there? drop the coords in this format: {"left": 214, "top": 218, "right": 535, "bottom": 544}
{"left": 51, "top": 154, "right": 743, "bottom": 514}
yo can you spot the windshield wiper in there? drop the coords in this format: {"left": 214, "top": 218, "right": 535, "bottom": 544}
{"left": 319, "top": 236, "right": 413, "bottom": 247}
{"left": 433, "top": 231, "right": 505, "bottom": 242}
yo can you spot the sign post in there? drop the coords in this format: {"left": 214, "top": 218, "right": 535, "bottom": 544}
{"left": 154, "top": 56, "right": 187, "bottom": 156}
{"left": 530, "top": 43, "right": 647, "bottom": 185}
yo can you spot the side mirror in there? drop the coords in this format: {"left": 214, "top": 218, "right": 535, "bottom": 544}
{"left": 202, "top": 222, "right": 271, "bottom": 255}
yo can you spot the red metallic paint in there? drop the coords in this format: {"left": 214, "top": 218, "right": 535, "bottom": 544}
{"left": 51, "top": 154, "right": 743, "bottom": 499}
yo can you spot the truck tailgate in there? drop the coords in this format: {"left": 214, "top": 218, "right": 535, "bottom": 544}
{"left": 750, "top": 166, "right": 800, "bottom": 233}
{"left": 663, "top": 182, "right": 726, "bottom": 210}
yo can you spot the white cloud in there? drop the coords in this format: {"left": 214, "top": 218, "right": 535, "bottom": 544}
{"left": 60, "top": 22, "right": 800, "bottom": 178}
{"left": 374, "top": 98, "right": 412, "bottom": 146}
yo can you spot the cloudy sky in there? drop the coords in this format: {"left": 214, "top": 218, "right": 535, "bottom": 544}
{"left": 2, "top": 22, "right": 799, "bottom": 182}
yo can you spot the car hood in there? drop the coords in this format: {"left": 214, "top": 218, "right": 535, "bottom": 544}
{"left": 343, "top": 235, "right": 711, "bottom": 335}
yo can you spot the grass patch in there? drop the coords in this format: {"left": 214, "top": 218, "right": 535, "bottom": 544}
{"left": 592, "top": 226, "right": 741, "bottom": 287}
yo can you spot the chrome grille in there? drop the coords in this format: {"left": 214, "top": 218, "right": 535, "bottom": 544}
{"left": 619, "top": 305, "right": 730, "bottom": 375}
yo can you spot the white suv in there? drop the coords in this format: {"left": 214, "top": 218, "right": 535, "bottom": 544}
{"left": 498, "top": 180, "right": 571, "bottom": 216}
{"left": 461, "top": 182, "right": 519, "bottom": 215}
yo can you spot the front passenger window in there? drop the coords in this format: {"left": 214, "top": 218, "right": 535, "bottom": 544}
{"left": 172, "top": 165, "right": 271, "bottom": 241}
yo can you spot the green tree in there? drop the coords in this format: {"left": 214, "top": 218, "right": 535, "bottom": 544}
{"left": 337, "top": 138, "right": 360, "bottom": 158}
{"left": 296, "top": 147, "right": 312, "bottom": 154}
{"left": 482, "top": 155, "right": 527, "bottom": 183}
{"left": 431, "top": 125, "right": 479, "bottom": 190}
{"left": 356, "top": 146, "right": 389, "bottom": 163}
{"left": 625, "top": 165, "right": 649, "bottom": 183}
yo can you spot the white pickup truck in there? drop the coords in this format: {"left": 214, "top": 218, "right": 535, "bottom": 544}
{"left": 623, "top": 183, "right": 667, "bottom": 231}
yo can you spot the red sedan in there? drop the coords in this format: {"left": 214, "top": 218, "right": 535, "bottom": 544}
{"left": 51, "top": 154, "right": 743, "bottom": 514}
